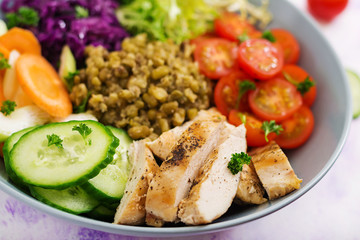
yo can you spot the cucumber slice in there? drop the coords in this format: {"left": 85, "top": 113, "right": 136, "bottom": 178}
{"left": 346, "top": 69, "right": 360, "bottom": 119}
{"left": 87, "top": 205, "right": 116, "bottom": 222}
{"left": 83, "top": 126, "right": 132, "bottom": 203}
{"left": 3, "top": 126, "right": 37, "bottom": 188}
{"left": 58, "top": 45, "right": 76, "bottom": 92}
{"left": 0, "top": 105, "right": 51, "bottom": 142}
{"left": 9, "top": 120, "right": 119, "bottom": 189}
{"left": 29, "top": 186, "right": 99, "bottom": 214}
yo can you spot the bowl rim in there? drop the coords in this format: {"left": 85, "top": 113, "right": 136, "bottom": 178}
{"left": 0, "top": 0, "right": 353, "bottom": 237}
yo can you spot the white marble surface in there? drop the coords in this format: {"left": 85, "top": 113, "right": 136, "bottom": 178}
{"left": 1, "top": 0, "right": 360, "bottom": 239}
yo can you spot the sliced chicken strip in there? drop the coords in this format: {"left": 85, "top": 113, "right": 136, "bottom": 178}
{"left": 249, "top": 141, "right": 302, "bottom": 200}
{"left": 145, "top": 119, "right": 225, "bottom": 224}
{"left": 113, "top": 140, "right": 158, "bottom": 225}
{"left": 146, "top": 108, "right": 226, "bottom": 161}
{"left": 235, "top": 162, "right": 268, "bottom": 205}
{"left": 178, "top": 124, "right": 247, "bottom": 225}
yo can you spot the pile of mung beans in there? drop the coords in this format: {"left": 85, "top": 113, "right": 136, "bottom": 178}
{"left": 70, "top": 34, "right": 211, "bottom": 140}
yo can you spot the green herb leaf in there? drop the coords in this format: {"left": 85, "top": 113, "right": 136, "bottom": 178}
{"left": 75, "top": 5, "right": 89, "bottom": 19}
{"left": 64, "top": 70, "right": 79, "bottom": 91}
{"left": 0, "top": 100, "right": 17, "bottom": 116}
{"left": 262, "top": 30, "right": 276, "bottom": 42}
{"left": 261, "top": 120, "right": 283, "bottom": 142}
{"left": 237, "top": 33, "right": 249, "bottom": 43}
{"left": 237, "top": 112, "right": 247, "bottom": 124}
{"left": 296, "top": 76, "right": 315, "bottom": 95}
{"left": 74, "top": 91, "right": 91, "bottom": 113}
{"left": 235, "top": 80, "right": 256, "bottom": 109}
{"left": 72, "top": 123, "right": 92, "bottom": 145}
{"left": 283, "top": 71, "right": 315, "bottom": 95}
{"left": 47, "top": 134, "right": 64, "bottom": 149}
{"left": 5, "top": 7, "right": 39, "bottom": 29}
{"left": 0, "top": 53, "right": 10, "bottom": 70}
{"left": 228, "top": 152, "right": 251, "bottom": 175}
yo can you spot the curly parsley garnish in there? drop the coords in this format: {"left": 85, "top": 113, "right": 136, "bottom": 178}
{"left": 228, "top": 152, "right": 252, "bottom": 175}
{"left": 5, "top": 7, "right": 39, "bottom": 29}
{"left": 261, "top": 120, "right": 283, "bottom": 142}
{"left": 283, "top": 71, "right": 316, "bottom": 95}
{"left": 235, "top": 80, "right": 256, "bottom": 109}
{"left": 262, "top": 30, "right": 276, "bottom": 42}
{"left": 72, "top": 123, "right": 92, "bottom": 145}
{"left": 47, "top": 134, "right": 64, "bottom": 149}
{"left": 0, "top": 53, "right": 10, "bottom": 70}
{"left": 1, "top": 100, "right": 17, "bottom": 116}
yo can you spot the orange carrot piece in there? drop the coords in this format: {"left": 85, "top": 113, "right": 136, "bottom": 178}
{"left": 0, "top": 28, "right": 41, "bottom": 55}
{"left": 0, "top": 75, "right": 5, "bottom": 102}
{"left": 16, "top": 54, "right": 72, "bottom": 117}
{"left": 0, "top": 43, "right": 10, "bottom": 59}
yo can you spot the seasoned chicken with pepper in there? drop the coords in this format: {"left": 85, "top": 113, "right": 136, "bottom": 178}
{"left": 249, "top": 141, "right": 302, "bottom": 200}
{"left": 145, "top": 119, "right": 225, "bottom": 224}
{"left": 178, "top": 123, "right": 247, "bottom": 225}
{"left": 113, "top": 140, "right": 158, "bottom": 225}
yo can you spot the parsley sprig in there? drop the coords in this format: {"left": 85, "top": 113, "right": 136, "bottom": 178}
{"left": 235, "top": 80, "right": 256, "bottom": 109}
{"left": 283, "top": 71, "right": 315, "bottom": 95}
{"left": 262, "top": 30, "right": 276, "bottom": 42}
{"left": 1, "top": 100, "right": 17, "bottom": 116}
{"left": 72, "top": 123, "right": 92, "bottom": 145}
{"left": 64, "top": 70, "right": 79, "bottom": 91}
{"left": 0, "top": 53, "right": 10, "bottom": 70}
{"left": 5, "top": 7, "right": 39, "bottom": 29}
{"left": 47, "top": 134, "right": 64, "bottom": 149}
{"left": 228, "top": 152, "right": 251, "bottom": 175}
{"left": 261, "top": 120, "right": 283, "bottom": 142}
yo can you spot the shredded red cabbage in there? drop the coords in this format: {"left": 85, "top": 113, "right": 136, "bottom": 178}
{"left": 1, "top": 0, "right": 129, "bottom": 66}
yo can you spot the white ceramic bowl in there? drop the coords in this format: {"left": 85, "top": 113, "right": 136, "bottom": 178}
{"left": 0, "top": 0, "right": 352, "bottom": 237}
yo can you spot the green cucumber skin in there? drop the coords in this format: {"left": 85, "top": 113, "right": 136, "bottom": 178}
{"left": 9, "top": 120, "right": 119, "bottom": 190}
{"left": 82, "top": 126, "right": 132, "bottom": 203}
{"left": 29, "top": 186, "right": 99, "bottom": 215}
{"left": 3, "top": 126, "right": 38, "bottom": 189}
{"left": 87, "top": 205, "right": 116, "bottom": 222}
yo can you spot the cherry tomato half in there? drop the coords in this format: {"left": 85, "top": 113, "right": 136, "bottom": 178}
{"left": 271, "top": 29, "right": 300, "bottom": 64}
{"left": 229, "top": 110, "right": 277, "bottom": 147}
{"left": 190, "top": 32, "right": 218, "bottom": 47}
{"left": 214, "top": 70, "right": 254, "bottom": 116}
{"left": 248, "top": 78, "right": 303, "bottom": 122}
{"left": 214, "top": 12, "right": 262, "bottom": 42}
{"left": 194, "top": 38, "right": 238, "bottom": 79}
{"left": 308, "top": 0, "right": 348, "bottom": 22}
{"left": 275, "top": 106, "right": 314, "bottom": 149}
{"left": 237, "top": 39, "right": 284, "bottom": 80}
{"left": 279, "top": 64, "right": 317, "bottom": 107}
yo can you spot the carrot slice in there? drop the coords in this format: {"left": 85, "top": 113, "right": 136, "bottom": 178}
{"left": 0, "top": 75, "right": 5, "bottom": 102}
{"left": 0, "top": 43, "right": 10, "bottom": 59}
{"left": 15, "top": 54, "right": 72, "bottom": 117}
{"left": 0, "top": 28, "right": 41, "bottom": 55}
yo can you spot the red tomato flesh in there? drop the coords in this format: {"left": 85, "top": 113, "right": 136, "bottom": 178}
{"left": 194, "top": 38, "right": 238, "bottom": 79}
{"left": 248, "top": 78, "right": 303, "bottom": 122}
{"left": 308, "top": 0, "right": 349, "bottom": 22}
{"left": 214, "top": 70, "right": 254, "bottom": 116}
{"left": 214, "top": 12, "right": 262, "bottom": 42}
{"left": 237, "top": 39, "right": 284, "bottom": 80}
{"left": 271, "top": 29, "right": 300, "bottom": 64}
{"left": 228, "top": 110, "right": 277, "bottom": 147}
{"left": 275, "top": 106, "right": 314, "bottom": 149}
{"left": 280, "top": 64, "right": 317, "bottom": 107}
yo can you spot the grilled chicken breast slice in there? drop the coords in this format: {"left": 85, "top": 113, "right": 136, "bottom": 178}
{"left": 178, "top": 124, "right": 247, "bottom": 225}
{"left": 113, "top": 140, "right": 158, "bottom": 225}
{"left": 250, "top": 141, "right": 302, "bottom": 200}
{"left": 146, "top": 108, "right": 226, "bottom": 161}
{"left": 235, "top": 162, "right": 268, "bottom": 205}
{"left": 145, "top": 119, "right": 225, "bottom": 224}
